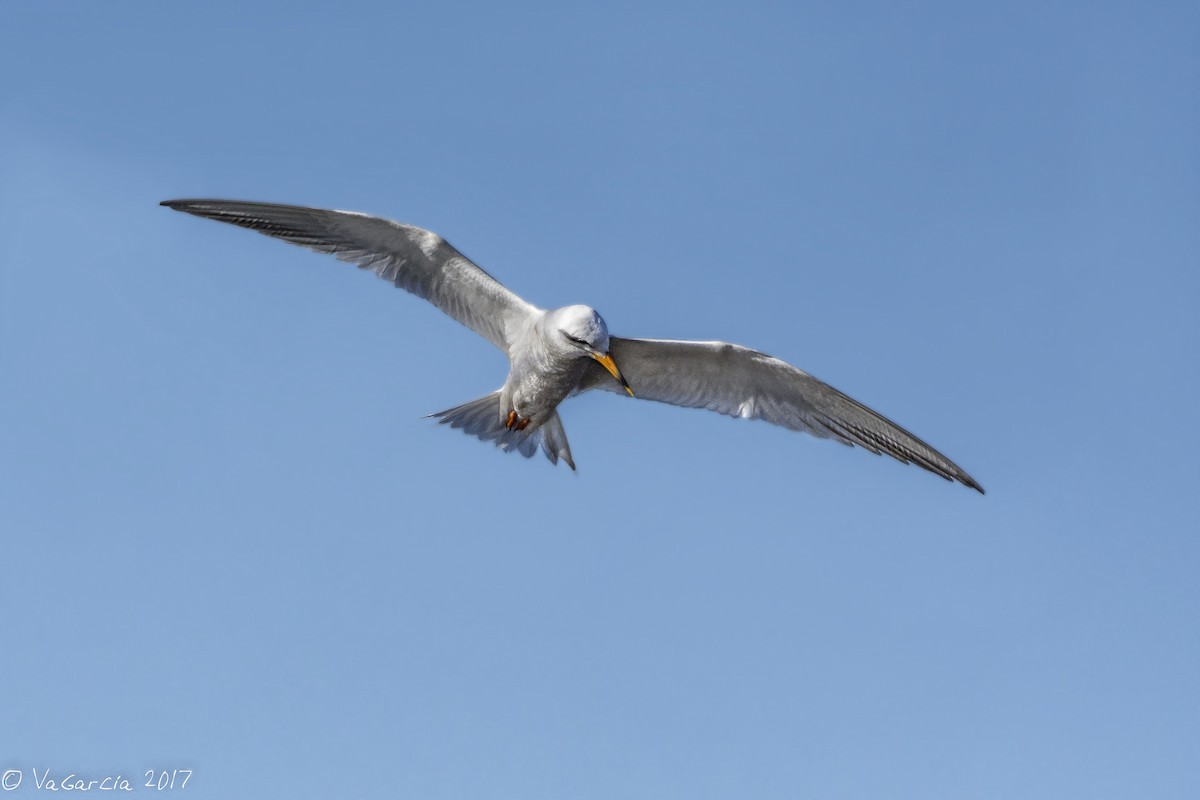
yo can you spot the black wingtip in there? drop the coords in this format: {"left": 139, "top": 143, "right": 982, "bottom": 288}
{"left": 161, "top": 199, "right": 212, "bottom": 211}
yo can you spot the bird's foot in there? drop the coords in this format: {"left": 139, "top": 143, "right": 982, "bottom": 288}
{"left": 505, "top": 410, "right": 530, "bottom": 431}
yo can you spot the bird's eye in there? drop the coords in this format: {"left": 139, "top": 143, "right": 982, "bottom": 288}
{"left": 561, "top": 330, "right": 587, "bottom": 346}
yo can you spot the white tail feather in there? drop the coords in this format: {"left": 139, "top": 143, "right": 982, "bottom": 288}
{"left": 428, "top": 392, "right": 576, "bottom": 470}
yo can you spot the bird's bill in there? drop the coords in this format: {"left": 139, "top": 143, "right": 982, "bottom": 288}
{"left": 591, "top": 351, "right": 634, "bottom": 396}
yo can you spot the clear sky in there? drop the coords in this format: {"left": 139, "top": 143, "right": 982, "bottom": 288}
{"left": 2, "top": 2, "right": 1197, "bottom": 798}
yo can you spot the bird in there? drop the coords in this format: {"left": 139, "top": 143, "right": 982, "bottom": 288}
{"left": 161, "top": 199, "right": 983, "bottom": 493}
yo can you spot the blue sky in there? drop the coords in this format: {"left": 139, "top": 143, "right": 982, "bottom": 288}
{"left": 2, "top": 2, "right": 1197, "bottom": 798}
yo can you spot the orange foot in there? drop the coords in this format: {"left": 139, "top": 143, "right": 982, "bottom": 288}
{"left": 505, "top": 410, "right": 530, "bottom": 431}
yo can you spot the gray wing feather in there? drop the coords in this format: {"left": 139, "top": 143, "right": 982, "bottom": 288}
{"left": 161, "top": 199, "right": 536, "bottom": 351}
{"left": 582, "top": 337, "right": 983, "bottom": 493}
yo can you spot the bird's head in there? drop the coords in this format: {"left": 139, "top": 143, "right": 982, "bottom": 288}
{"left": 553, "top": 305, "right": 633, "bottom": 396}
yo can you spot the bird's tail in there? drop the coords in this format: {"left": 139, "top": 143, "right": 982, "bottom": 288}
{"left": 428, "top": 391, "right": 576, "bottom": 470}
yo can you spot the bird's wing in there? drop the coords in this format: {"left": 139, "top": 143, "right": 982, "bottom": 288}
{"left": 162, "top": 199, "right": 537, "bottom": 351}
{"left": 581, "top": 337, "right": 983, "bottom": 492}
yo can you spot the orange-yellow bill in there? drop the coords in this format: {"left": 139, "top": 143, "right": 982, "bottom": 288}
{"left": 590, "top": 351, "right": 634, "bottom": 396}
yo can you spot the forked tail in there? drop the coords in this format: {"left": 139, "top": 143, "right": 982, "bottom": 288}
{"left": 428, "top": 391, "right": 576, "bottom": 469}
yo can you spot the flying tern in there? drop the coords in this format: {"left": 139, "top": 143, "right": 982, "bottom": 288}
{"left": 162, "top": 199, "right": 983, "bottom": 493}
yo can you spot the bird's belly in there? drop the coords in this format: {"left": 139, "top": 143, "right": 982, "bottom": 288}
{"left": 507, "top": 364, "right": 582, "bottom": 427}
{"left": 511, "top": 385, "right": 570, "bottom": 426}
